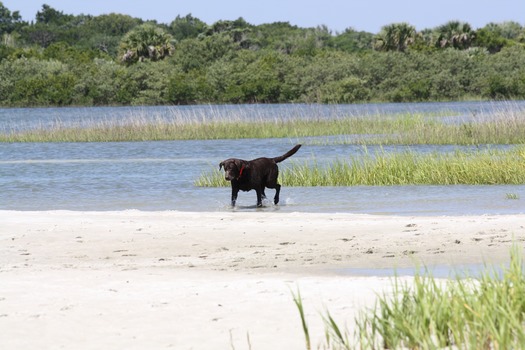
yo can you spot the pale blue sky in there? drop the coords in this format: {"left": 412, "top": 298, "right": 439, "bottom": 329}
{"left": 3, "top": 0, "right": 525, "bottom": 33}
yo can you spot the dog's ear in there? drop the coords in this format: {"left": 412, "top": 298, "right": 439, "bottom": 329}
{"left": 234, "top": 159, "right": 244, "bottom": 171}
{"left": 219, "top": 161, "right": 224, "bottom": 170}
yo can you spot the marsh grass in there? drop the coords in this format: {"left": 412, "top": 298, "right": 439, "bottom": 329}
{"left": 376, "top": 109, "right": 525, "bottom": 146}
{"left": 292, "top": 289, "right": 312, "bottom": 350}
{"left": 294, "top": 246, "right": 525, "bottom": 349}
{"left": 195, "top": 147, "right": 525, "bottom": 187}
{"left": 2, "top": 110, "right": 525, "bottom": 144}
{"left": 0, "top": 113, "right": 419, "bottom": 142}
{"left": 354, "top": 245, "right": 525, "bottom": 349}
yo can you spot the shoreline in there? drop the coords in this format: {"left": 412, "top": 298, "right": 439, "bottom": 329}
{"left": 3, "top": 210, "right": 523, "bottom": 270}
{"left": 2, "top": 210, "right": 524, "bottom": 349}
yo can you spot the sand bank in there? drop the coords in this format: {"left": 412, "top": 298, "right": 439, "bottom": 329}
{"left": 1, "top": 210, "right": 524, "bottom": 349}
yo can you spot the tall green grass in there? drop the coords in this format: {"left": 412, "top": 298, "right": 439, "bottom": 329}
{"left": 356, "top": 246, "right": 525, "bottom": 349}
{"left": 0, "top": 113, "right": 420, "bottom": 142}
{"left": 294, "top": 246, "right": 525, "bottom": 349}
{"left": 376, "top": 108, "right": 525, "bottom": 145}
{"left": 2, "top": 110, "right": 525, "bottom": 144}
{"left": 195, "top": 147, "right": 525, "bottom": 187}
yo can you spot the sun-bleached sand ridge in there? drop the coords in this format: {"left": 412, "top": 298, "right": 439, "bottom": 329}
{"left": 1, "top": 210, "right": 524, "bottom": 349}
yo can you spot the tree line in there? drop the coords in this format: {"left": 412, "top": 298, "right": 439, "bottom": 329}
{"left": 1, "top": 2, "right": 525, "bottom": 107}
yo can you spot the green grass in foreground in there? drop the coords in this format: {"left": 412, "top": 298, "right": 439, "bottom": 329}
{"left": 195, "top": 147, "right": 525, "bottom": 187}
{"left": 295, "top": 246, "right": 525, "bottom": 349}
{"left": 2, "top": 111, "right": 525, "bottom": 144}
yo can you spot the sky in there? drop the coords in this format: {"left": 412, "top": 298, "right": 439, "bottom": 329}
{"left": 3, "top": 0, "right": 525, "bottom": 33}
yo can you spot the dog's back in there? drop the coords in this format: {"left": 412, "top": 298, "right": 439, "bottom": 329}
{"left": 249, "top": 144, "right": 302, "bottom": 172}
{"left": 249, "top": 144, "right": 301, "bottom": 180}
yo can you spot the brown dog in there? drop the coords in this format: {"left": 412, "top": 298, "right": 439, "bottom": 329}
{"left": 219, "top": 145, "right": 301, "bottom": 207}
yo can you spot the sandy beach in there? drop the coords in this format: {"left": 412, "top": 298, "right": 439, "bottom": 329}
{"left": 1, "top": 210, "right": 524, "bottom": 349}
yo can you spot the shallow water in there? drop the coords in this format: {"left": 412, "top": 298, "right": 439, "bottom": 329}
{"left": 1, "top": 102, "right": 524, "bottom": 214}
{"left": 338, "top": 263, "right": 506, "bottom": 279}
{"left": 1, "top": 138, "right": 524, "bottom": 214}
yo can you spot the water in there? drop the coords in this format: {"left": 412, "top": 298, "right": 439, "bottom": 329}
{"left": 339, "top": 263, "right": 507, "bottom": 279}
{"left": 1, "top": 102, "right": 524, "bottom": 214}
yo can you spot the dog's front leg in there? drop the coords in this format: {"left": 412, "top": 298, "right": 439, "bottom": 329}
{"left": 231, "top": 184, "right": 239, "bottom": 207}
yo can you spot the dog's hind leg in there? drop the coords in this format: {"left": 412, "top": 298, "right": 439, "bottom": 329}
{"left": 256, "top": 187, "right": 264, "bottom": 207}
{"left": 273, "top": 184, "right": 281, "bottom": 205}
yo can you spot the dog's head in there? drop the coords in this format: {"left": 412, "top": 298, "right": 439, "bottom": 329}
{"left": 219, "top": 159, "right": 247, "bottom": 181}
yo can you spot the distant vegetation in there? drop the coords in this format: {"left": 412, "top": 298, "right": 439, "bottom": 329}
{"left": 1, "top": 2, "right": 525, "bottom": 107}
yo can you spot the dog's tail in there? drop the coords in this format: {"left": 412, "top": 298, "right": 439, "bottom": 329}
{"left": 272, "top": 144, "right": 302, "bottom": 163}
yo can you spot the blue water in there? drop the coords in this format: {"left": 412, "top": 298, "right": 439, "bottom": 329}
{"left": 339, "top": 263, "right": 508, "bottom": 278}
{"left": 1, "top": 102, "right": 524, "bottom": 214}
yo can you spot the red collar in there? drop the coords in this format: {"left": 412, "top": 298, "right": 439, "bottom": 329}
{"left": 237, "top": 164, "right": 245, "bottom": 180}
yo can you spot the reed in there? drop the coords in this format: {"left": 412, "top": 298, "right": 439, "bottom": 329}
{"left": 195, "top": 147, "right": 525, "bottom": 187}
{"left": 0, "top": 113, "right": 418, "bottom": 142}
{"left": 293, "top": 246, "right": 525, "bottom": 349}
{"left": 354, "top": 245, "right": 525, "bottom": 349}
{"left": 292, "top": 289, "right": 312, "bottom": 350}
{"left": 374, "top": 107, "right": 525, "bottom": 145}
{"left": 2, "top": 109, "right": 525, "bottom": 144}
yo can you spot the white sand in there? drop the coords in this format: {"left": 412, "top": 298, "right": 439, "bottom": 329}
{"left": 1, "top": 210, "right": 524, "bottom": 349}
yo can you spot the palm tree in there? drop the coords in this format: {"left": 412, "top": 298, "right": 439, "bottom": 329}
{"left": 435, "top": 21, "right": 475, "bottom": 49}
{"left": 119, "top": 24, "right": 175, "bottom": 64}
{"left": 374, "top": 23, "right": 416, "bottom": 52}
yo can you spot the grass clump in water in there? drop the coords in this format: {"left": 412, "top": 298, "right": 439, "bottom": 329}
{"left": 0, "top": 113, "right": 423, "bottom": 143}
{"left": 195, "top": 147, "right": 525, "bottom": 187}
{"left": 2, "top": 109, "right": 525, "bottom": 144}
